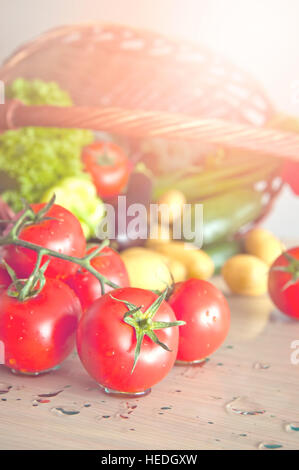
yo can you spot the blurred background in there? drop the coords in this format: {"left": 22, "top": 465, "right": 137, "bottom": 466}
{"left": 0, "top": 0, "right": 298, "bottom": 239}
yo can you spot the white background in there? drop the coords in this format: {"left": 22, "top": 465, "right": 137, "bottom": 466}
{"left": 0, "top": 0, "right": 298, "bottom": 239}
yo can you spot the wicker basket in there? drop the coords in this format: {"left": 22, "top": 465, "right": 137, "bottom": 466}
{"left": 0, "top": 23, "right": 290, "bottom": 230}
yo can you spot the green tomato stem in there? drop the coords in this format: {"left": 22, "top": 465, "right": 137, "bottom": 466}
{"left": 18, "top": 249, "right": 45, "bottom": 301}
{"left": 110, "top": 290, "right": 185, "bottom": 373}
{"left": 0, "top": 202, "right": 119, "bottom": 297}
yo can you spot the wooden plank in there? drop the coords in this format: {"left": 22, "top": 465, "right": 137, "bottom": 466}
{"left": 0, "top": 278, "right": 299, "bottom": 450}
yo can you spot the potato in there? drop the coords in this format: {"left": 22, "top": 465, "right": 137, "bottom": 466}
{"left": 154, "top": 241, "right": 214, "bottom": 280}
{"left": 146, "top": 223, "right": 172, "bottom": 248}
{"left": 222, "top": 254, "right": 268, "bottom": 296}
{"left": 120, "top": 247, "right": 172, "bottom": 291}
{"left": 165, "top": 258, "right": 187, "bottom": 283}
{"left": 150, "top": 251, "right": 187, "bottom": 283}
{"left": 244, "top": 228, "right": 284, "bottom": 266}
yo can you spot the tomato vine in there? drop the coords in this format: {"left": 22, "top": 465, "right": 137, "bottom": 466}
{"left": 0, "top": 197, "right": 118, "bottom": 299}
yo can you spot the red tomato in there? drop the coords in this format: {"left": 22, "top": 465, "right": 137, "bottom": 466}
{"left": 268, "top": 247, "right": 299, "bottom": 319}
{"left": 77, "top": 287, "right": 179, "bottom": 393}
{"left": 0, "top": 265, "right": 11, "bottom": 293}
{"left": 168, "top": 279, "right": 230, "bottom": 362}
{"left": 0, "top": 279, "right": 81, "bottom": 374}
{"left": 66, "top": 245, "right": 130, "bottom": 311}
{"left": 82, "top": 141, "right": 130, "bottom": 199}
{"left": 4, "top": 203, "right": 86, "bottom": 280}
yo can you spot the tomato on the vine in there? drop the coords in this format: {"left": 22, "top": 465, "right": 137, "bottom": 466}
{"left": 66, "top": 245, "right": 130, "bottom": 311}
{"left": 0, "top": 279, "right": 81, "bottom": 374}
{"left": 82, "top": 141, "right": 130, "bottom": 199}
{"left": 168, "top": 279, "right": 230, "bottom": 362}
{"left": 77, "top": 288, "right": 182, "bottom": 394}
{"left": 268, "top": 247, "right": 299, "bottom": 319}
{"left": 3, "top": 203, "right": 86, "bottom": 280}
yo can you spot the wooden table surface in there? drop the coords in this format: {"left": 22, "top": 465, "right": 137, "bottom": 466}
{"left": 0, "top": 277, "right": 299, "bottom": 450}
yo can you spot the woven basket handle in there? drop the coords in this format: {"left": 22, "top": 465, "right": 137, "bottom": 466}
{"left": 1, "top": 100, "right": 299, "bottom": 162}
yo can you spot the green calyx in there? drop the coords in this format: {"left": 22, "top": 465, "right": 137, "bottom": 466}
{"left": 3, "top": 255, "right": 50, "bottom": 302}
{"left": 11, "top": 195, "right": 59, "bottom": 238}
{"left": 96, "top": 150, "right": 115, "bottom": 167}
{"left": 111, "top": 289, "right": 185, "bottom": 373}
{"left": 271, "top": 252, "right": 299, "bottom": 291}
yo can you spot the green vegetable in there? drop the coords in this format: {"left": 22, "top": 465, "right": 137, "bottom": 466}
{"left": 153, "top": 156, "right": 281, "bottom": 201}
{"left": 187, "top": 189, "right": 263, "bottom": 246}
{"left": 6, "top": 78, "right": 73, "bottom": 106}
{"left": 204, "top": 240, "right": 243, "bottom": 274}
{"left": 0, "top": 79, "right": 93, "bottom": 211}
{"left": 42, "top": 177, "right": 105, "bottom": 239}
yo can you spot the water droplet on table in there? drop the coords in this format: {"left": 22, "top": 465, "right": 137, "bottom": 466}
{"left": 285, "top": 422, "right": 299, "bottom": 432}
{"left": 38, "top": 390, "right": 63, "bottom": 398}
{"left": 0, "top": 383, "right": 12, "bottom": 394}
{"left": 258, "top": 441, "right": 283, "bottom": 450}
{"left": 95, "top": 414, "right": 111, "bottom": 421}
{"left": 226, "top": 396, "right": 266, "bottom": 416}
{"left": 51, "top": 406, "right": 80, "bottom": 416}
{"left": 253, "top": 362, "right": 271, "bottom": 370}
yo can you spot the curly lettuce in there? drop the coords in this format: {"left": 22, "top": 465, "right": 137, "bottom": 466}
{"left": 0, "top": 78, "right": 93, "bottom": 211}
